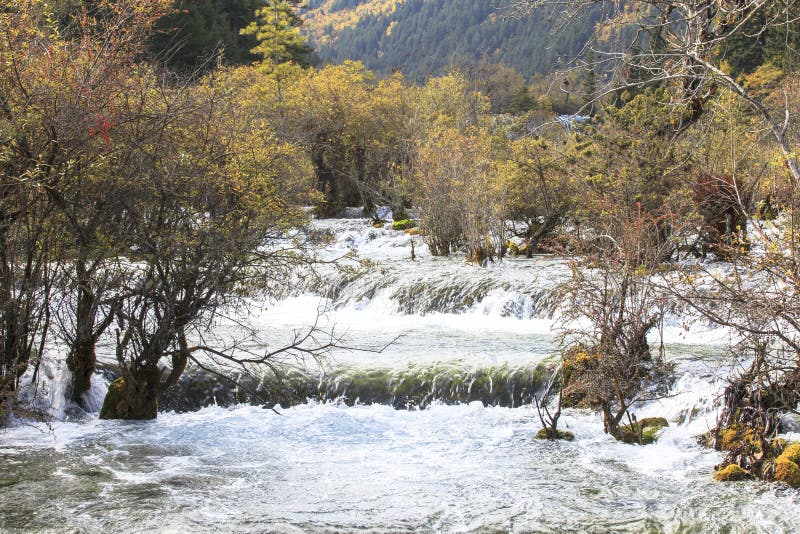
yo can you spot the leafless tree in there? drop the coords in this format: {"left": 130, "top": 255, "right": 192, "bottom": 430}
{"left": 554, "top": 207, "right": 676, "bottom": 442}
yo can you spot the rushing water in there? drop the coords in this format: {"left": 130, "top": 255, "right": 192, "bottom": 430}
{"left": 2, "top": 218, "right": 800, "bottom": 533}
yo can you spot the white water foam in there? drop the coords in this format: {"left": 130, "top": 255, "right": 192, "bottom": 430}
{"left": 3, "top": 400, "right": 799, "bottom": 532}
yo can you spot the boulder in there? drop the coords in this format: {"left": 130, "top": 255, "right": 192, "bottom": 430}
{"left": 774, "top": 443, "right": 800, "bottom": 488}
{"left": 714, "top": 464, "right": 750, "bottom": 482}
{"left": 535, "top": 427, "right": 575, "bottom": 441}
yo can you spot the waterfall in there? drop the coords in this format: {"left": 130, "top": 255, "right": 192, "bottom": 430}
{"left": 4, "top": 217, "right": 798, "bottom": 533}
{"left": 14, "top": 217, "right": 731, "bottom": 418}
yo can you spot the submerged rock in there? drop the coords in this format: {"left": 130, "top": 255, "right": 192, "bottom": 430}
{"left": 99, "top": 377, "right": 126, "bottom": 419}
{"left": 619, "top": 417, "right": 669, "bottom": 445}
{"left": 99, "top": 377, "right": 158, "bottom": 420}
{"left": 391, "top": 219, "right": 416, "bottom": 231}
{"left": 535, "top": 427, "right": 575, "bottom": 441}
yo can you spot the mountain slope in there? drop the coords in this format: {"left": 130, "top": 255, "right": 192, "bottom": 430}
{"left": 302, "top": 0, "right": 598, "bottom": 80}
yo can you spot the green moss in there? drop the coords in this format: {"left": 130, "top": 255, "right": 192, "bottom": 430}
{"left": 99, "top": 377, "right": 126, "bottom": 420}
{"left": 392, "top": 219, "right": 416, "bottom": 230}
{"left": 535, "top": 428, "right": 575, "bottom": 441}
{"left": 620, "top": 417, "right": 669, "bottom": 445}
{"left": 714, "top": 464, "right": 750, "bottom": 482}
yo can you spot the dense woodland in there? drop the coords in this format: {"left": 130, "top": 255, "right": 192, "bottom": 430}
{"left": 302, "top": 0, "right": 600, "bottom": 82}
{"left": 1, "top": 0, "right": 800, "bottom": 489}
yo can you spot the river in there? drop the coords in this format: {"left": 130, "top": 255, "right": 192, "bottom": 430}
{"left": 1, "top": 218, "right": 799, "bottom": 532}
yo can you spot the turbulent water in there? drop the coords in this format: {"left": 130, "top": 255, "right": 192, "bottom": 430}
{"left": 2, "top": 218, "right": 800, "bottom": 533}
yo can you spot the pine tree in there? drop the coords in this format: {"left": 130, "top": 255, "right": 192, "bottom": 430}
{"left": 240, "top": 0, "right": 312, "bottom": 67}
{"left": 149, "top": 0, "right": 265, "bottom": 71}
{"left": 507, "top": 84, "right": 535, "bottom": 114}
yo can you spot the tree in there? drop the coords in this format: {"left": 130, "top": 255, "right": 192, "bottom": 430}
{"left": 507, "top": 83, "right": 535, "bottom": 114}
{"left": 149, "top": 0, "right": 265, "bottom": 71}
{"left": 555, "top": 209, "right": 675, "bottom": 443}
{"left": 240, "top": 0, "right": 312, "bottom": 68}
{"left": 515, "top": 0, "right": 800, "bottom": 477}
{"left": 0, "top": 0, "right": 170, "bottom": 419}
{"left": 414, "top": 125, "right": 503, "bottom": 262}
{"left": 514, "top": 0, "right": 800, "bottom": 183}
{"left": 563, "top": 89, "right": 697, "bottom": 261}
{"left": 99, "top": 68, "right": 317, "bottom": 419}
{"left": 660, "top": 72, "right": 800, "bottom": 477}
{"left": 278, "top": 61, "right": 378, "bottom": 216}
{"left": 468, "top": 60, "right": 526, "bottom": 114}
{"left": 1, "top": 0, "right": 326, "bottom": 422}
{"left": 269, "top": 62, "right": 417, "bottom": 218}
{"left": 501, "top": 137, "right": 576, "bottom": 255}
{"left": 49, "top": 3, "right": 170, "bottom": 406}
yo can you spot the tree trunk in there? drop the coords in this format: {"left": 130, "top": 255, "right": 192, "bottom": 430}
{"left": 67, "top": 264, "right": 97, "bottom": 403}
{"left": 66, "top": 340, "right": 96, "bottom": 405}
{"left": 601, "top": 400, "right": 628, "bottom": 441}
{"left": 99, "top": 365, "right": 160, "bottom": 420}
{"left": 161, "top": 331, "right": 190, "bottom": 391}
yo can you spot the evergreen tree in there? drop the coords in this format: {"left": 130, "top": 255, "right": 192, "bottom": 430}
{"left": 149, "top": 0, "right": 265, "bottom": 71}
{"left": 241, "top": 0, "right": 313, "bottom": 67}
{"left": 764, "top": 3, "right": 800, "bottom": 74}
{"left": 720, "top": 8, "right": 766, "bottom": 76}
{"left": 303, "top": 0, "right": 601, "bottom": 82}
{"left": 507, "top": 83, "right": 535, "bottom": 114}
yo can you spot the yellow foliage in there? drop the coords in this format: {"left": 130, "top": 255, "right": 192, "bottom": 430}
{"left": 303, "top": 0, "right": 407, "bottom": 43}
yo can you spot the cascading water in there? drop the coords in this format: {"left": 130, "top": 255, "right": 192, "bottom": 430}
{"left": 2, "top": 218, "right": 799, "bottom": 532}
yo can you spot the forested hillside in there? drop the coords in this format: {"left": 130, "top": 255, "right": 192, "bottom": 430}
{"left": 302, "top": 0, "right": 599, "bottom": 80}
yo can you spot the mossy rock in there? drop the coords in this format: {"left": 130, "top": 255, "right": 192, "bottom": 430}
{"left": 716, "top": 423, "right": 762, "bottom": 452}
{"left": 620, "top": 417, "right": 669, "bottom": 445}
{"left": 392, "top": 219, "right": 416, "bottom": 231}
{"left": 99, "top": 377, "right": 127, "bottom": 419}
{"left": 774, "top": 443, "right": 800, "bottom": 488}
{"left": 535, "top": 427, "right": 575, "bottom": 441}
{"left": 775, "top": 458, "right": 800, "bottom": 488}
{"left": 405, "top": 227, "right": 420, "bottom": 236}
{"left": 714, "top": 464, "right": 750, "bottom": 482}
{"left": 560, "top": 347, "right": 603, "bottom": 408}
{"left": 779, "top": 443, "right": 800, "bottom": 464}
{"left": 99, "top": 377, "right": 158, "bottom": 420}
